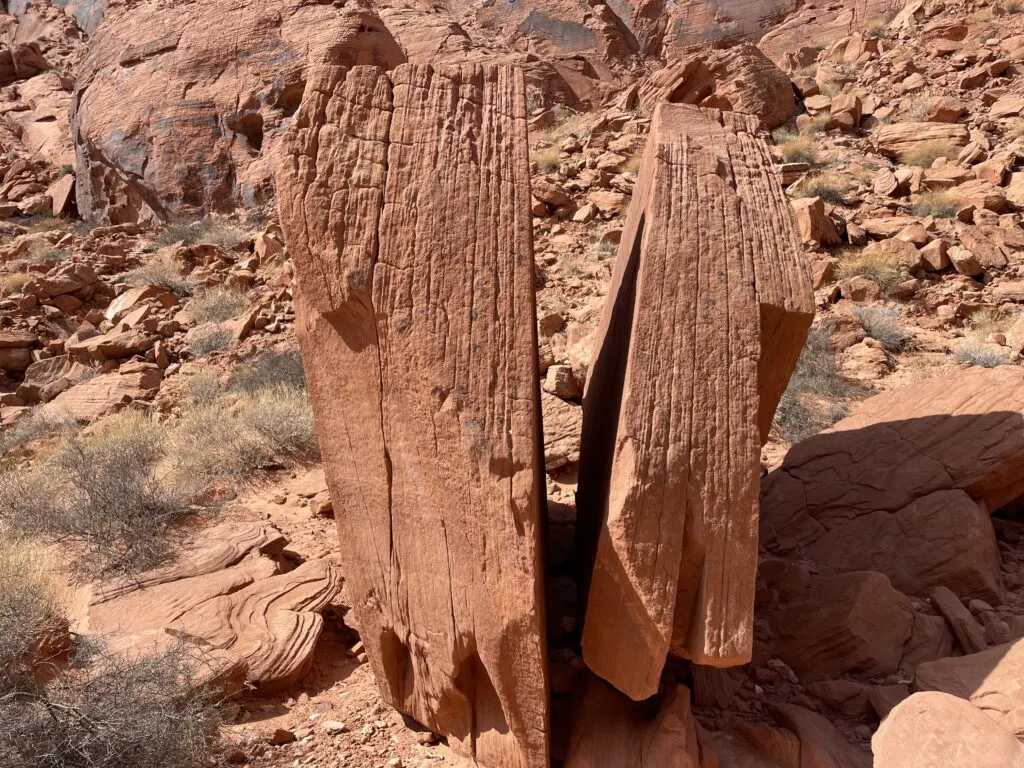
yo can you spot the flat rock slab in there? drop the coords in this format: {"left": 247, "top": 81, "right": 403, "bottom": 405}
{"left": 85, "top": 521, "right": 340, "bottom": 693}
{"left": 576, "top": 104, "right": 812, "bottom": 701}
{"left": 277, "top": 63, "right": 548, "bottom": 768}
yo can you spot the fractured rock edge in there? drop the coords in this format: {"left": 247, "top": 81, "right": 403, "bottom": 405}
{"left": 577, "top": 104, "right": 813, "bottom": 701}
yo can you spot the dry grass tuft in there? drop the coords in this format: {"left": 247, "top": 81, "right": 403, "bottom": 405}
{"left": 911, "top": 190, "right": 959, "bottom": 218}
{"left": 836, "top": 247, "right": 904, "bottom": 294}
{"left": 773, "top": 325, "right": 861, "bottom": 444}
{"left": 185, "top": 288, "right": 246, "bottom": 324}
{"left": 898, "top": 140, "right": 954, "bottom": 168}
{"left": 2, "top": 272, "right": 31, "bottom": 295}
{"left": 116, "top": 256, "right": 193, "bottom": 296}
{"left": 772, "top": 129, "right": 818, "bottom": 164}
{"left": 852, "top": 305, "right": 913, "bottom": 351}
{"left": 794, "top": 171, "right": 851, "bottom": 204}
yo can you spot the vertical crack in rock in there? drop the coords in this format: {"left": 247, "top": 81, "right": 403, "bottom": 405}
{"left": 277, "top": 62, "right": 549, "bottom": 768}
{"left": 576, "top": 104, "right": 814, "bottom": 702}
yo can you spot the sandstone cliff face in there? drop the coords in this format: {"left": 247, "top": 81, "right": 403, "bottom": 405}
{"left": 72, "top": 3, "right": 405, "bottom": 225}
{"left": 576, "top": 104, "right": 813, "bottom": 702}
{"left": 277, "top": 62, "right": 549, "bottom": 768}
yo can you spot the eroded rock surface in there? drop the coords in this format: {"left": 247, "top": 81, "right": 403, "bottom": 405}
{"left": 72, "top": 3, "right": 405, "bottom": 224}
{"left": 278, "top": 62, "right": 549, "bottom": 768}
{"left": 576, "top": 104, "right": 813, "bottom": 701}
{"left": 84, "top": 521, "right": 340, "bottom": 693}
{"left": 762, "top": 366, "right": 1024, "bottom": 603}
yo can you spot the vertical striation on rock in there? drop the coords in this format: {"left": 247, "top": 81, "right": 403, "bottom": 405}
{"left": 277, "top": 62, "right": 549, "bottom": 768}
{"left": 577, "top": 104, "right": 813, "bottom": 701}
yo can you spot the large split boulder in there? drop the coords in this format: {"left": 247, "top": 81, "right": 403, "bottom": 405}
{"left": 762, "top": 366, "right": 1024, "bottom": 603}
{"left": 72, "top": 3, "right": 405, "bottom": 224}
{"left": 277, "top": 63, "right": 549, "bottom": 768}
{"left": 576, "top": 103, "right": 813, "bottom": 701}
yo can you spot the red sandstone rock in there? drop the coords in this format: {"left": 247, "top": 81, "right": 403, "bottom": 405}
{"left": 73, "top": 4, "right": 406, "bottom": 224}
{"left": 577, "top": 104, "right": 812, "bottom": 701}
{"left": 762, "top": 367, "right": 1024, "bottom": 601}
{"left": 277, "top": 62, "right": 549, "bottom": 767}
{"left": 564, "top": 678, "right": 714, "bottom": 767}
{"left": 772, "top": 571, "right": 913, "bottom": 682}
{"left": 638, "top": 43, "right": 798, "bottom": 129}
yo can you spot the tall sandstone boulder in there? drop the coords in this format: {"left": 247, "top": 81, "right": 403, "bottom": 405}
{"left": 276, "top": 63, "right": 549, "bottom": 768}
{"left": 576, "top": 104, "right": 813, "bottom": 701}
{"left": 72, "top": 2, "right": 406, "bottom": 224}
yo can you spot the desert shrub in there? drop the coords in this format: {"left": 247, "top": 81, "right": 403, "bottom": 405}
{"left": 185, "top": 288, "right": 245, "bottom": 324}
{"left": 954, "top": 344, "right": 1009, "bottom": 368}
{"left": 853, "top": 305, "right": 913, "bottom": 351}
{"left": 911, "top": 191, "right": 959, "bottom": 218}
{"left": 0, "top": 642, "right": 221, "bottom": 768}
{"left": 26, "top": 242, "right": 72, "bottom": 264}
{"left": 772, "top": 129, "right": 818, "bottom": 163}
{"left": 591, "top": 239, "right": 618, "bottom": 261}
{"left": 966, "top": 307, "right": 1013, "bottom": 339}
{"left": 535, "top": 109, "right": 591, "bottom": 145}
{"left": 865, "top": 18, "right": 886, "bottom": 38}
{"left": 57, "top": 163, "right": 74, "bottom": 176}
{"left": 773, "top": 326, "right": 860, "bottom": 443}
{"left": 901, "top": 95, "right": 932, "bottom": 123}
{"left": 836, "top": 248, "right": 904, "bottom": 295}
{"left": 898, "top": 140, "right": 954, "bottom": 168}
{"left": 0, "top": 537, "right": 63, "bottom": 692}
{"left": 1003, "top": 0, "right": 1022, "bottom": 13}
{"left": 0, "top": 417, "right": 189, "bottom": 577}
{"left": 186, "top": 325, "right": 232, "bottom": 358}
{"left": 2, "top": 272, "right": 31, "bottom": 295}
{"left": 181, "top": 370, "right": 224, "bottom": 409}
{"left": 153, "top": 218, "right": 248, "bottom": 249}
{"left": 532, "top": 145, "right": 561, "bottom": 173}
{"left": 230, "top": 348, "right": 306, "bottom": 394}
{"left": 173, "top": 386, "right": 319, "bottom": 489}
{"left": 0, "top": 411, "right": 76, "bottom": 459}
{"left": 116, "top": 256, "right": 193, "bottom": 296}
{"left": 621, "top": 153, "right": 643, "bottom": 175}
{"left": 795, "top": 171, "right": 851, "bottom": 204}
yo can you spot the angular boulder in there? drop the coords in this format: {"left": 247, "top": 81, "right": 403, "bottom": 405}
{"left": 638, "top": 42, "right": 799, "bottom": 129}
{"left": 772, "top": 571, "right": 913, "bottom": 682}
{"left": 577, "top": 104, "right": 813, "bottom": 701}
{"left": 277, "top": 63, "right": 549, "bottom": 767}
{"left": 875, "top": 123, "right": 970, "bottom": 159}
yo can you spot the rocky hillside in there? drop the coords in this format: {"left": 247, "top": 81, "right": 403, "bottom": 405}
{"left": 2, "top": 0, "right": 1024, "bottom": 766}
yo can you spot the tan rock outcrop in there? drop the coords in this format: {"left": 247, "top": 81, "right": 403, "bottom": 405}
{"left": 875, "top": 123, "right": 970, "bottom": 159}
{"left": 874, "top": 692, "right": 1024, "bottom": 768}
{"left": 577, "top": 104, "right": 813, "bottom": 701}
{"left": 72, "top": 3, "right": 406, "bottom": 224}
{"left": 277, "top": 62, "right": 549, "bottom": 767}
{"left": 915, "top": 638, "right": 1024, "bottom": 736}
